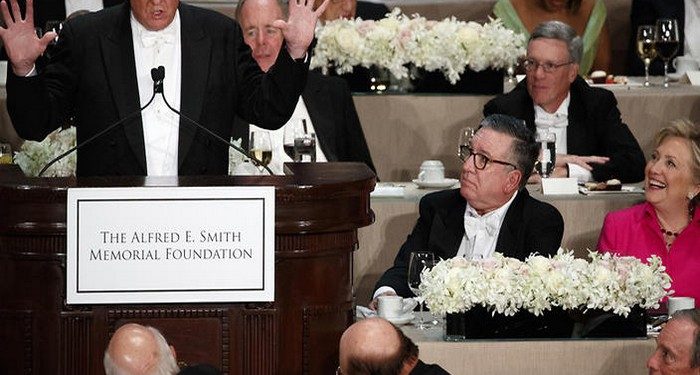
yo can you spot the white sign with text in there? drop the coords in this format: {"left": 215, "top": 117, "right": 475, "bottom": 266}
{"left": 66, "top": 186, "right": 275, "bottom": 304}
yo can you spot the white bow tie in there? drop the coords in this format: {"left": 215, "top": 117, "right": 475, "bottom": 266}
{"left": 140, "top": 28, "right": 175, "bottom": 48}
{"left": 463, "top": 214, "right": 499, "bottom": 237}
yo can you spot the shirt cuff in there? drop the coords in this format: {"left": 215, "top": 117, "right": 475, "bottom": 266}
{"left": 568, "top": 163, "right": 593, "bottom": 183}
{"left": 373, "top": 286, "right": 396, "bottom": 299}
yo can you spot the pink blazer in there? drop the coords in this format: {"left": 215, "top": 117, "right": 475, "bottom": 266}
{"left": 597, "top": 202, "right": 700, "bottom": 302}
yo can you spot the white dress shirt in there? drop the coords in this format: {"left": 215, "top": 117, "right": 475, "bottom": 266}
{"left": 534, "top": 94, "right": 592, "bottom": 182}
{"left": 131, "top": 11, "right": 182, "bottom": 176}
{"left": 249, "top": 97, "right": 327, "bottom": 175}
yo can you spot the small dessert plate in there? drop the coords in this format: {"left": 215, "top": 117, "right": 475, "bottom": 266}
{"left": 412, "top": 178, "right": 458, "bottom": 189}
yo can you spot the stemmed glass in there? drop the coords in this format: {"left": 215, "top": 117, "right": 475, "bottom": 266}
{"left": 283, "top": 119, "right": 304, "bottom": 160}
{"left": 655, "top": 19, "right": 679, "bottom": 88}
{"left": 457, "top": 127, "right": 476, "bottom": 161}
{"left": 249, "top": 131, "right": 272, "bottom": 171}
{"left": 535, "top": 131, "right": 556, "bottom": 178}
{"left": 408, "top": 251, "right": 435, "bottom": 330}
{"left": 636, "top": 25, "right": 657, "bottom": 87}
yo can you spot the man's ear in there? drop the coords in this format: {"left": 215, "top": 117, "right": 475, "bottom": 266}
{"left": 568, "top": 63, "right": 579, "bottom": 83}
{"left": 170, "top": 345, "right": 177, "bottom": 361}
{"left": 504, "top": 169, "right": 522, "bottom": 193}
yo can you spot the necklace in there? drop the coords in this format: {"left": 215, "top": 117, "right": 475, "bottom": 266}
{"left": 658, "top": 215, "right": 691, "bottom": 249}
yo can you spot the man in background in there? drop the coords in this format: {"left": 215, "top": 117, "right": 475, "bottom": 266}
{"left": 484, "top": 20, "right": 645, "bottom": 183}
{"left": 234, "top": 0, "right": 376, "bottom": 175}
{"left": 104, "top": 323, "right": 180, "bottom": 375}
{"left": 339, "top": 318, "right": 450, "bottom": 375}
{"left": 0, "top": 0, "right": 327, "bottom": 176}
{"left": 647, "top": 308, "right": 700, "bottom": 375}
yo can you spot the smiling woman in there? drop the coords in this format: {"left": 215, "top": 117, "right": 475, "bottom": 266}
{"left": 597, "top": 119, "right": 700, "bottom": 303}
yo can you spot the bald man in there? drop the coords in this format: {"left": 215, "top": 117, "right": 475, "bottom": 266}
{"left": 339, "top": 318, "right": 450, "bottom": 375}
{"left": 104, "top": 323, "right": 180, "bottom": 375}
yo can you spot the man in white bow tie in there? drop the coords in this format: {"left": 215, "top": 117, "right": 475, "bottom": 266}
{"left": 372, "top": 114, "right": 564, "bottom": 307}
{"left": 0, "top": 0, "right": 328, "bottom": 176}
{"left": 484, "top": 21, "right": 645, "bottom": 184}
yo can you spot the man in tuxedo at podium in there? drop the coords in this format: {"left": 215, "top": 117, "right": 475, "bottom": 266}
{"left": 234, "top": 0, "right": 376, "bottom": 176}
{"left": 0, "top": 0, "right": 328, "bottom": 176}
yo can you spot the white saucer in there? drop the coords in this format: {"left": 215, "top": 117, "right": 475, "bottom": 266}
{"left": 385, "top": 313, "right": 415, "bottom": 325}
{"left": 412, "top": 178, "right": 458, "bottom": 189}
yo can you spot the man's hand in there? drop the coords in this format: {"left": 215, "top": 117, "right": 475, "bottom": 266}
{"left": 0, "top": 0, "right": 56, "bottom": 76}
{"left": 368, "top": 290, "right": 397, "bottom": 311}
{"left": 272, "top": 0, "right": 329, "bottom": 60}
{"left": 556, "top": 154, "right": 609, "bottom": 171}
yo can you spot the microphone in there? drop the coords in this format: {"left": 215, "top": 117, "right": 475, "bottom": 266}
{"left": 38, "top": 78, "right": 160, "bottom": 176}
{"left": 150, "top": 66, "right": 273, "bottom": 175}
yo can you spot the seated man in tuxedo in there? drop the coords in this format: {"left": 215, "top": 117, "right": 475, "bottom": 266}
{"left": 104, "top": 323, "right": 180, "bottom": 375}
{"left": 0, "top": 0, "right": 328, "bottom": 176}
{"left": 234, "top": 0, "right": 376, "bottom": 175}
{"left": 339, "top": 318, "right": 450, "bottom": 375}
{"left": 372, "top": 114, "right": 569, "bottom": 337}
{"left": 484, "top": 20, "right": 646, "bottom": 183}
{"left": 373, "top": 114, "right": 563, "bottom": 301}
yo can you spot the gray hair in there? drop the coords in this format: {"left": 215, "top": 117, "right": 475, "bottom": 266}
{"left": 671, "top": 308, "right": 700, "bottom": 368}
{"left": 530, "top": 21, "right": 583, "bottom": 64}
{"left": 235, "top": 0, "right": 288, "bottom": 20}
{"left": 478, "top": 114, "right": 538, "bottom": 188}
{"left": 104, "top": 326, "right": 180, "bottom": 375}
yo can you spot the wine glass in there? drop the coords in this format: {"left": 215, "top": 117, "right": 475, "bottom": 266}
{"left": 534, "top": 131, "right": 556, "bottom": 178}
{"left": 655, "top": 19, "right": 679, "bottom": 88}
{"left": 636, "top": 25, "right": 657, "bottom": 87}
{"left": 249, "top": 131, "right": 272, "bottom": 171}
{"left": 283, "top": 119, "right": 304, "bottom": 160}
{"left": 457, "top": 127, "right": 476, "bottom": 161}
{"left": 0, "top": 143, "right": 12, "bottom": 164}
{"left": 408, "top": 251, "right": 435, "bottom": 330}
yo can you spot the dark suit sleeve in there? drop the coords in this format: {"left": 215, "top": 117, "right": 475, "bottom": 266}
{"left": 7, "top": 18, "right": 77, "bottom": 141}
{"left": 374, "top": 195, "right": 438, "bottom": 298}
{"left": 338, "top": 80, "right": 377, "bottom": 175}
{"left": 587, "top": 91, "right": 646, "bottom": 183}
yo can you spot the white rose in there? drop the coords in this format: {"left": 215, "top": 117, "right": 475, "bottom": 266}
{"left": 335, "top": 28, "right": 362, "bottom": 55}
{"left": 456, "top": 26, "right": 478, "bottom": 46}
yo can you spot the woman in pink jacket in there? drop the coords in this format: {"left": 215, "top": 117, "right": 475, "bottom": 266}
{"left": 597, "top": 119, "right": 700, "bottom": 302}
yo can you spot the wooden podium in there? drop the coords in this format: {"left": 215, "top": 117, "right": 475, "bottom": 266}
{"left": 0, "top": 162, "right": 375, "bottom": 375}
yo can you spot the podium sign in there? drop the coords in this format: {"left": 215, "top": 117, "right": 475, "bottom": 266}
{"left": 66, "top": 186, "right": 275, "bottom": 304}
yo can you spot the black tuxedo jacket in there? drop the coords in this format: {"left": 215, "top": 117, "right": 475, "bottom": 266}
{"left": 7, "top": 3, "right": 307, "bottom": 176}
{"left": 356, "top": 1, "right": 390, "bottom": 21}
{"left": 627, "top": 0, "right": 684, "bottom": 76}
{"left": 483, "top": 77, "right": 646, "bottom": 183}
{"left": 375, "top": 188, "right": 564, "bottom": 297}
{"left": 233, "top": 71, "right": 377, "bottom": 174}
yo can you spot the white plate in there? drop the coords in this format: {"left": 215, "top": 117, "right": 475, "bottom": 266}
{"left": 578, "top": 185, "right": 644, "bottom": 195}
{"left": 412, "top": 178, "right": 458, "bottom": 189}
{"left": 385, "top": 313, "right": 415, "bottom": 325}
{"left": 667, "top": 72, "right": 684, "bottom": 81}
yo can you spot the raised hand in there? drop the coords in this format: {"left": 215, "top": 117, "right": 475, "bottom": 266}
{"left": 556, "top": 154, "right": 609, "bottom": 171}
{"left": 0, "top": 0, "right": 57, "bottom": 76}
{"left": 272, "top": 0, "right": 330, "bottom": 60}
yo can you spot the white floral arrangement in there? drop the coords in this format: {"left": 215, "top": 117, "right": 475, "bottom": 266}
{"left": 310, "top": 8, "right": 526, "bottom": 84}
{"left": 419, "top": 250, "right": 672, "bottom": 318}
{"left": 14, "top": 126, "right": 76, "bottom": 177}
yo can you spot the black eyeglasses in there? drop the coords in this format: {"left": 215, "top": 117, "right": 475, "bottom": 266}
{"left": 523, "top": 58, "right": 573, "bottom": 73}
{"left": 460, "top": 147, "right": 517, "bottom": 170}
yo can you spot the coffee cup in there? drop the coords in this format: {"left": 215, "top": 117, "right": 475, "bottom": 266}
{"left": 377, "top": 296, "right": 406, "bottom": 319}
{"left": 673, "top": 55, "right": 700, "bottom": 75}
{"left": 668, "top": 296, "right": 695, "bottom": 316}
{"left": 417, "top": 160, "right": 444, "bottom": 183}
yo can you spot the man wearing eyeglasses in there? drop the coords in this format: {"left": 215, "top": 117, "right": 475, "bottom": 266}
{"left": 484, "top": 20, "right": 645, "bottom": 184}
{"left": 371, "top": 115, "right": 564, "bottom": 324}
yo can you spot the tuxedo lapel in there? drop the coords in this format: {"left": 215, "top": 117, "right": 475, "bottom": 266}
{"left": 495, "top": 190, "right": 526, "bottom": 258}
{"left": 303, "top": 73, "right": 338, "bottom": 161}
{"left": 100, "top": 4, "right": 146, "bottom": 172}
{"left": 565, "top": 78, "right": 587, "bottom": 154}
{"left": 177, "top": 4, "right": 211, "bottom": 168}
{"left": 429, "top": 192, "right": 466, "bottom": 259}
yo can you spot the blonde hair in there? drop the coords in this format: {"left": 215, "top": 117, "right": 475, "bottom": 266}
{"left": 654, "top": 119, "right": 700, "bottom": 185}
